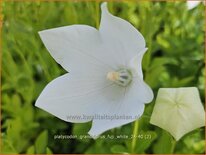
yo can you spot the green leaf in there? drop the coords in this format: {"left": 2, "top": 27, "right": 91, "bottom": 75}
{"left": 111, "top": 145, "right": 128, "bottom": 154}
{"left": 35, "top": 130, "right": 48, "bottom": 154}
{"left": 72, "top": 122, "right": 91, "bottom": 142}
{"left": 1, "top": 137, "right": 18, "bottom": 154}
{"left": 135, "top": 131, "right": 157, "bottom": 153}
{"left": 46, "top": 147, "right": 53, "bottom": 154}
{"left": 26, "top": 145, "right": 35, "bottom": 154}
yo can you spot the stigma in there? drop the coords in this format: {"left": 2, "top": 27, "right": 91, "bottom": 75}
{"left": 106, "top": 68, "right": 132, "bottom": 87}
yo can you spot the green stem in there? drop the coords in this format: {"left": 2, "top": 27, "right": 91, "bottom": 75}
{"left": 131, "top": 120, "right": 139, "bottom": 153}
{"left": 171, "top": 138, "right": 177, "bottom": 153}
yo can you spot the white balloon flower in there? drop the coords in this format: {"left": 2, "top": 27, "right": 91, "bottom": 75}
{"left": 187, "top": 0, "right": 204, "bottom": 10}
{"left": 150, "top": 87, "right": 205, "bottom": 141}
{"left": 35, "top": 2, "right": 154, "bottom": 137}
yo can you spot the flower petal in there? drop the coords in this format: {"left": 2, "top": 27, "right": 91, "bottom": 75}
{"left": 88, "top": 78, "right": 153, "bottom": 137}
{"left": 35, "top": 73, "right": 113, "bottom": 123}
{"left": 99, "top": 2, "right": 146, "bottom": 64}
{"left": 39, "top": 25, "right": 114, "bottom": 76}
{"left": 130, "top": 78, "right": 154, "bottom": 103}
{"left": 187, "top": 1, "right": 201, "bottom": 10}
{"left": 128, "top": 48, "right": 148, "bottom": 79}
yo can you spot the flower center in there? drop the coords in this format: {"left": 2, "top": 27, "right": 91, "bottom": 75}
{"left": 106, "top": 68, "right": 133, "bottom": 87}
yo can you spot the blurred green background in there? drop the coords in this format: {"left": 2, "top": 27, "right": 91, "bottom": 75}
{"left": 1, "top": 1, "right": 205, "bottom": 154}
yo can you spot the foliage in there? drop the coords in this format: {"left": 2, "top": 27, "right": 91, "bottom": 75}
{"left": 1, "top": 1, "right": 205, "bottom": 154}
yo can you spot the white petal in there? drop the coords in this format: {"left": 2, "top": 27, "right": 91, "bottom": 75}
{"left": 88, "top": 78, "right": 153, "bottom": 137}
{"left": 35, "top": 73, "right": 112, "bottom": 123}
{"left": 99, "top": 2, "right": 146, "bottom": 65}
{"left": 187, "top": 1, "right": 201, "bottom": 10}
{"left": 39, "top": 25, "right": 114, "bottom": 76}
{"left": 128, "top": 78, "right": 154, "bottom": 103}
{"left": 128, "top": 48, "right": 148, "bottom": 79}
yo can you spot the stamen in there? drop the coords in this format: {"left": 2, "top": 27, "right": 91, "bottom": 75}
{"left": 106, "top": 68, "right": 132, "bottom": 87}
{"left": 107, "top": 71, "right": 119, "bottom": 81}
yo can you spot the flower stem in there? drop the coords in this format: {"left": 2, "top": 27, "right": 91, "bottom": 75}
{"left": 171, "top": 138, "right": 177, "bottom": 153}
{"left": 131, "top": 120, "right": 139, "bottom": 153}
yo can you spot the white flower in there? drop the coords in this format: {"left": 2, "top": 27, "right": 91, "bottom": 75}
{"left": 187, "top": 0, "right": 204, "bottom": 10}
{"left": 150, "top": 87, "right": 205, "bottom": 141}
{"left": 35, "top": 2, "right": 153, "bottom": 137}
